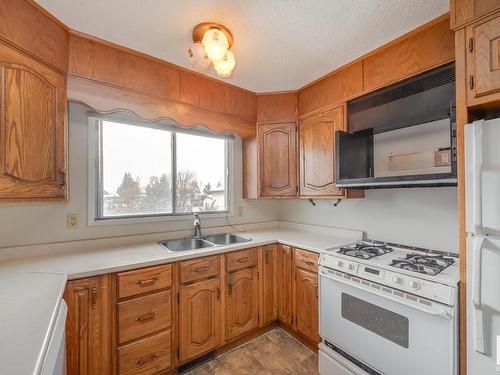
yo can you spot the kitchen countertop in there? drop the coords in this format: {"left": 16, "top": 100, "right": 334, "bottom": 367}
{"left": 0, "top": 272, "right": 67, "bottom": 375}
{"left": 0, "top": 224, "right": 362, "bottom": 375}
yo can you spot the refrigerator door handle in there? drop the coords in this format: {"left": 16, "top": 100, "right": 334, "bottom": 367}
{"left": 472, "top": 120, "right": 485, "bottom": 234}
{"left": 472, "top": 236, "right": 486, "bottom": 353}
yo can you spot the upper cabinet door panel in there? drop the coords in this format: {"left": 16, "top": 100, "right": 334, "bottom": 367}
{"left": 0, "top": 44, "right": 66, "bottom": 200}
{"left": 468, "top": 14, "right": 500, "bottom": 102}
{"left": 299, "top": 107, "right": 344, "bottom": 196}
{"left": 3, "top": 65, "right": 56, "bottom": 183}
{"left": 258, "top": 122, "right": 297, "bottom": 197}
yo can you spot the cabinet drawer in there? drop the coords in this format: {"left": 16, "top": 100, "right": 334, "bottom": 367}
{"left": 118, "top": 290, "right": 171, "bottom": 344}
{"left": 294, "top": 248, "right": 319, "bottom": 273}
{"left": 180, "top": 255, "right": 220, "bottom": 284}
{"left": 117, "top": 264, "right": 172, "bottom": 299}
{"left": 226, "top": 248, "right": 258, "bottom": 272}
{"left": 118, "top": 330, "right": 172, "bottom": 375}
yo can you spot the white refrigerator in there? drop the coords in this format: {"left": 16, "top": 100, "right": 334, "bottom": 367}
{"left": 466, "top": 119, "right": 500, "bottom": 374}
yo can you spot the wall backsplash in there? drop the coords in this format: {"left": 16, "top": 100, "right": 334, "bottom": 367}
{"left": 279, "top": 187, "right": 458, "bottom": 253}
{"left": 0, "top": 104, "right": 280, "bottom": 249}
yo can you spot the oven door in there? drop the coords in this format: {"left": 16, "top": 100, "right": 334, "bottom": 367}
{"left": 319, "top": 267, "right": 457, "bottom": 375}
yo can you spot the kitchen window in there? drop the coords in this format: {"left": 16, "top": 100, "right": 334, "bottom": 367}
{"left": 89, "top": 115, "right": 232, "bottom": 222}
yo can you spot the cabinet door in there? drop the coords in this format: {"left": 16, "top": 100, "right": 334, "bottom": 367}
{"left": 0, "top": 44, "right": 67, "bottom": 201}
{"left": 179, "top": 277, "right": 221, "bottom": 362}
{"left": 467, "top": 14, "right": 500, "bottom": 103}
{"left": 258, "top": 122, "right": 297, "bottom": 197}
{"left": 226, "top": 267, "right": 259, "bottom": 340}
{"left": 261, "top": 244, "right": 278, "bottom": 325}
{"left": 64, "top": 275, "right": 110, "bottom": 375}
{"left": 299, "top": 106, "right": 344, "bottom": 196}
{"left": 277, "top": 244, "right": 293, "bottom": 326}
{"left": 295, "top": 268, "right": 320, "bottom": 344}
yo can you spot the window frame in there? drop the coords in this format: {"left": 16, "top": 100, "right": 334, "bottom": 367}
{"left": 87, "top": 114, "right": 234, "bottom": 226}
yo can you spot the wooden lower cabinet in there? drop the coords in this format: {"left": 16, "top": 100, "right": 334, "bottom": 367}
{"left": 260, "top": 244, "right": 278, "bottom": 325}
{"left": 277, "top": 244, "right": 293, "bottom": 326}
{"left": 64, "top": 245, "right": 321, "bottom": 373}
{"left": 294, "top": 268, "right": 320, "bottom": 344}
{"left": 225, "top": 266, "right": 259, "bottom": 340}
{"left": 179, "top": 277, "right": 221, "bottom": 362}
{"left": 64, "top": 275, "right": 110, "bottom": 375}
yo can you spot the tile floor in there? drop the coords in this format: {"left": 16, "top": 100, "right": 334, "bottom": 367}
{"left": 184, "top": 328, "right": 319, "bottom": 375}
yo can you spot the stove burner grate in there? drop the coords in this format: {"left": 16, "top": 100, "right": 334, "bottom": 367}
{"left": 338, "top": 242, "right": 393, "bottom": 260}
{"left": 391, "top": 253, "right": 455, "bottom": 276}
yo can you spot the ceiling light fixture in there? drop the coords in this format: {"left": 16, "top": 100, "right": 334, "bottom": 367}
{"left": 188, "top": 22, "right": 235, "bottom": 78}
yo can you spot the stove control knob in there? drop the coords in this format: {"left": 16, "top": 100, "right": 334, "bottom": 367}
{"left": 336, "top": 260, "right": 344, "bottom": 268}
{"left": 392, "top": 275, "right": 402, "bottom": 285}
{"left": 347, "top": 263, "right": 355, "bottom": 271}
{"left": 408, "top": 280, "right": 421, "bottom": 290}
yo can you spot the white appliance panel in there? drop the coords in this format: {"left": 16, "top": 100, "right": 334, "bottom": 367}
{"left": 466, "top": 119, "right": 500, "bottom": 237}
{"left": 319, "top": 270, "right": 456, "bottom": 375}
{"left": 467, "top": 235, "right": 500, "bottom": 374}
{"left": 319, "top": 344, "right": 370, "bottom": 375}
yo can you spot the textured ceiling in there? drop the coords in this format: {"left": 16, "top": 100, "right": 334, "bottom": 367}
{"left": 35, "top": 0, "right": 449, "bottom": 92}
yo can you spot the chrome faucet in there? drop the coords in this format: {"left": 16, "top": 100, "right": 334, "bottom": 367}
{"left": 193, "top": 213, "right": 202, "bottom": 238}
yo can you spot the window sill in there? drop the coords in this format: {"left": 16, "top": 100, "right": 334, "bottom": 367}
{"left": 88, "top": 211, "right": 233, "bottom": 227}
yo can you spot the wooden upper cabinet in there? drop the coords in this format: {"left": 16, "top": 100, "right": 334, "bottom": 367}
{"left": 179, "top": 277, "right": 221, "bottom": 362}
{"left": 451, "top": 0, "right": 500, "bottom": 29}
{"left": 258, "top": 122, "right": 297, "bottom": 197}
{"left": 299, "top": 106, "right": 344, "bottom": 197}
{"left": 0, "top": 43, "right": 67, "bottom": 201}
{"left": 363, "top": 18, "right": 454, "bottom": 93}
{"left": 277, "top": 244, "right": 293, "bottom": 326}
{"left": 466, "top": 13, "right": 500, "bottom": 106}
{"left": 225, "top": 267, "right": 259, "bottom": 341}
{"left": 64, "top": 275, "right": 110, "bottom": 375}
{"left": 294, "top": 268, "right": 320, "bottom": 344}
{"left": 260, "top": 244, "right": 278, "bottom": 325}
{"left": 257, "top": 92, "right": 298, "bottom": 123}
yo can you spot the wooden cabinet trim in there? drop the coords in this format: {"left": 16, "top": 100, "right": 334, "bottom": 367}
{"left": 179, "top": 255, "right": 220, "bottom": 284}
{"left": 117, "top": 264, "right": 172, "bottom": 299}
{"left": 226, "top": 248, "right": 259, "bottom": 273}
{"left": 257, "top": 122, "right": 298, "bottom": 197}
{"left": 118, "top": 290, "right": 172, "bottom": 344}
{"left": 225, "top": 266, "right": 259, "bottom": 341}
{"left": 118, "top": 330, "right": 172, "bottom": 375}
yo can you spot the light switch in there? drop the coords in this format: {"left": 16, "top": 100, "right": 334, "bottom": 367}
{"left": 237, "top": 206, "right": 243, "bottom": 217}
{"left": 67, "top": 213, "right": 79, "bottom": 229}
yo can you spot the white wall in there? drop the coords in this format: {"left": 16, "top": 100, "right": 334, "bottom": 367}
{"left": 0, "top": 103, "right": 280, "bottom": 248}
{"left": 0, "top": 103, "right": 459, "bottom": 252}
{"left": 279, "top": 188, "right": 458, "bottom": 253}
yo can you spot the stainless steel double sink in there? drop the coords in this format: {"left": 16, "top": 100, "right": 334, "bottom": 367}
{"left": 159, "top": 233, "right": 252, "bottom": 252}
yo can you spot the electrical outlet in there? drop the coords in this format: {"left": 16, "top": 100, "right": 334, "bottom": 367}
{"left": 237, "top": 206, "right": 243, "bottom": 217}
{"left": 67, "top": 213, "right": 79, "bottom": 229}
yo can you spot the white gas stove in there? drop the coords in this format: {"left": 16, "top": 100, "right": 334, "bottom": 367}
{"left": 318, "top": 239, "right": 459, "bottom": 375}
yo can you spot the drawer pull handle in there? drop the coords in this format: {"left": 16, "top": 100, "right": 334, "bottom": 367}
{"left": 216, "top": 286, "right": 221, "bottom": 300}
{"left": 194, "top": 266, "right": 209, "bottom": 273}
{"left": 135, "top": 276, "right": 159, "bottom": 286}
{"left": 135, "top": 312, "right": 159, "bottom": 322}
{"left": 300, "top": 258, "right": 314, "bottom": 266}
{"left": 238, "top": 257, "right": 249, "bottom": 263}
{"left": 135, "top": 353, "right": 158, "bottom": 365}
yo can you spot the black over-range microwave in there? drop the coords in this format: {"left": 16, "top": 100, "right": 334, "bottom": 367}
{"left": 336, "top": 63, "right": 457, "bottom": 189}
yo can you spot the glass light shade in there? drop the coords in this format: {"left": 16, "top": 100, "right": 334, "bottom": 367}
{"left": 213, "top": 50, "right": 236, "bottom": 78}
{"left": 188, "top": 42, "right": 210, "bottom": 70}
{"left": 202, "top": 28, "right": 229, "bottom": 61}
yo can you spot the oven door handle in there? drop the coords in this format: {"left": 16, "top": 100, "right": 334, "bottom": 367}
{"left": 319, "top": 270, "right": 453, "bottom": 320}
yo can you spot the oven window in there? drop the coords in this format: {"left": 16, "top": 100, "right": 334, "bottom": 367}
{"left": 341, "top": 293, "right": 409, "bottom": 348}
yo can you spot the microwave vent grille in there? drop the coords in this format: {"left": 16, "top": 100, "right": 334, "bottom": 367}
{"left": 349, "top": 64, "right": 455, "bottom": 116}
